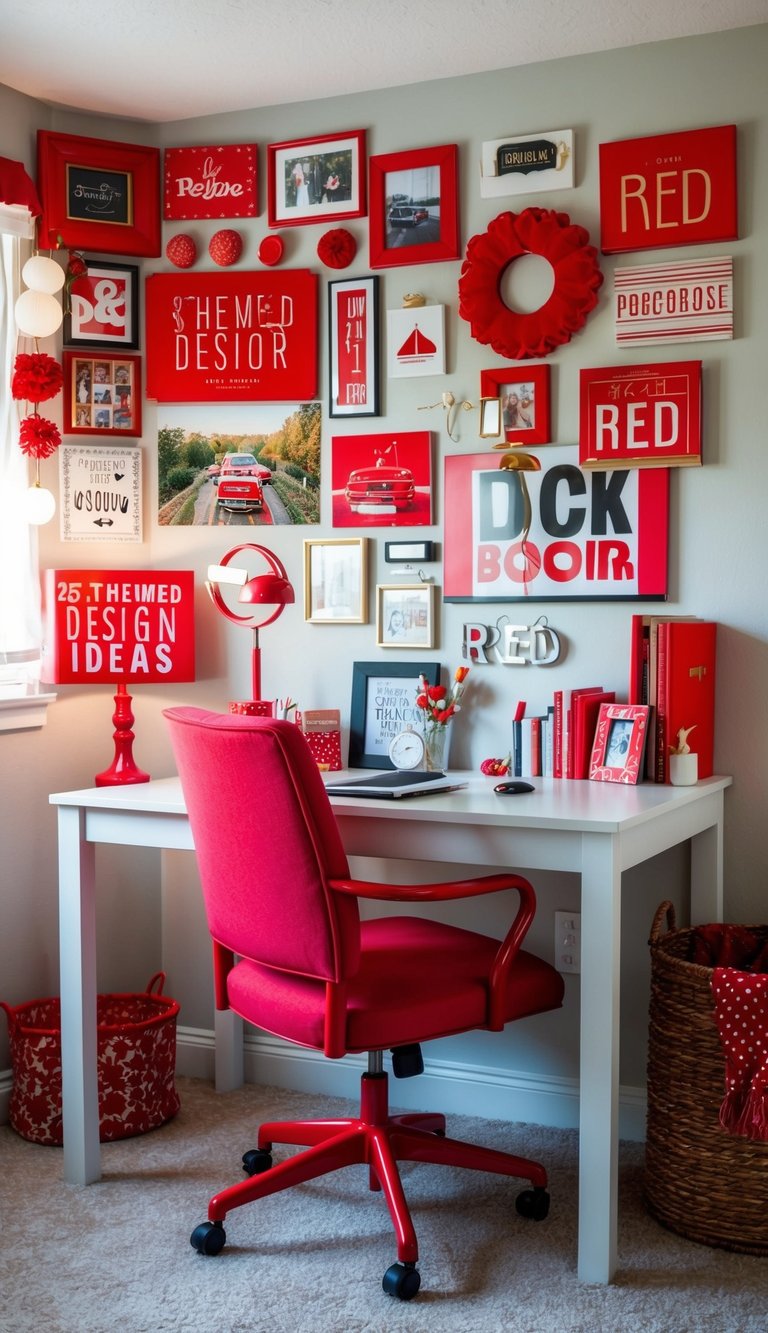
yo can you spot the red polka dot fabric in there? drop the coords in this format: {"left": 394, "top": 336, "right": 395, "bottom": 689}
{"left": 711, "top": 967, "right": 768, "bottom": 1140}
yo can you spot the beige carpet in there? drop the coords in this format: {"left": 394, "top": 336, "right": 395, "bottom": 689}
{"left": 2, "top": 1076, "right": 767, "bottom": 1333}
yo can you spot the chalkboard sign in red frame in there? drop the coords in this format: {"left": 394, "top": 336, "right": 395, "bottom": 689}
{"left": 37, "top": 130, "right": 160, "bottom": 256}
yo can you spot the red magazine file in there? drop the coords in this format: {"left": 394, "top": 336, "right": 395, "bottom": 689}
{"left": 571, "top": 691, "right": 616, "bottom": 780}
{"left": 659, "top": 621, "right": 717, "bottom": 781}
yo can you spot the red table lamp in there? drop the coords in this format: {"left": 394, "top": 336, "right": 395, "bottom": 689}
{"left": 206, "top": 544, "right": 294, "bottom": 703}
{"left": 41, "top": 569, "right": 196, "bottom": 786}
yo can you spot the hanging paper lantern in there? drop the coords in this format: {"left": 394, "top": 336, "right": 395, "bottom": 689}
{"left": 22, "top": 484, "right": 57, "bottom": 526}
{"left": 11, "top": 352, "right": 63, "bottom": 403}
{"left": 14, "top": 288, "right": 63, "bottom": 338}
{"left": 19, "top": 413, "right": 62, "bottom": 459}
{"left": 21, "top": 254, "right": 65, "bottom": 294}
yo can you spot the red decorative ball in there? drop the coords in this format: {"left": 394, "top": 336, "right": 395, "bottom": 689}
{"left": 166, "top": 234, "right": 197, "bottom": 268}
{"left": 316, "top": 228, "right": 356, "bottom": 269}
{"left": 19, "top": 413, "right": 62, "bottom": 459}
{"left": 209, "top": 229, "right": 242, "bottom": 266}
{"left": 12, "top": 352, "right": 63, "bottom": 404}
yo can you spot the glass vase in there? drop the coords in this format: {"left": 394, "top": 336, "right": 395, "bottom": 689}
{"left": 423, "top": 724, "right": 451, "bottom": 772}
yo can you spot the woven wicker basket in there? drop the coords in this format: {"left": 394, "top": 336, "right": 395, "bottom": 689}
{"left": 644, "top": 901, "right": 768, "bottom": 1254}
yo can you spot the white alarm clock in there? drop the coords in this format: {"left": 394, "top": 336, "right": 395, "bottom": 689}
{"left": 388, "top": 725, "right": 427, "bottom": 770}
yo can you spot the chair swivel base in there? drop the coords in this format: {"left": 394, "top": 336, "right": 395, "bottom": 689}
{"left": 190, "top": 1071, "right": 550, "bottom": 1300}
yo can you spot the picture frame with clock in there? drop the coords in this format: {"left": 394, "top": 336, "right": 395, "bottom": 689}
{"left": 349, "top": 660, "right": 440, "bottom": 769}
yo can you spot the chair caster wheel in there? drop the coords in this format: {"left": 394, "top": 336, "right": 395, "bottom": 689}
{"left": 515, "top": 1186, "right": 550, "bottom": 1221}
{"left": 242, "top": 1148, "right": 273, "bottom": 1176}
{"left": 190, "top": 1221, "right": 226, "bottom": 1255}
{"left": 382, "top": 1261, "right": 421, "bottom": 1301}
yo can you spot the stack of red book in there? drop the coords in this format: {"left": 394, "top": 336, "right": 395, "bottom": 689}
{"left": 628, "top": 615, "right": 717, "bottom": 781}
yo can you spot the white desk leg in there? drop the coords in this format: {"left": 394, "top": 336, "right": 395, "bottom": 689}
{"left": 58, "top": 805, "right": 101, "bottom": 1185}
{"left": 214, "top": 1008, "right": 244, "bottom": 1092}
{"left": 577, "top": 832, "right": 621, "bottom": 1284}
{"left": 690, "top": 793, "right": 725, "bottom": 924}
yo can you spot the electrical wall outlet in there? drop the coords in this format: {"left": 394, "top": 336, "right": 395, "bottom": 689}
{"left": 555, "top": 910, "right": 581, "bottom": 974}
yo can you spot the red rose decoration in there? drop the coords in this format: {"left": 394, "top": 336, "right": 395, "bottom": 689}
{"left": 12, "top": 352, "right": 63, "bottom": 404}
{"left": 209, "top": 229, "right": 242, "bottom": 266}
{"left": 19, "top": 413, "right": 62, "bottom": 459}
{"left": 66, "top": 251, "right": 87, "bottom": 279}
{"left": 317, "top": 228, "right": 356, "bottom": 269}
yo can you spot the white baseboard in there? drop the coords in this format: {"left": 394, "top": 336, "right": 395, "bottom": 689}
{"left": 174, "top": 1026, "right": 648, "bottom": 1142}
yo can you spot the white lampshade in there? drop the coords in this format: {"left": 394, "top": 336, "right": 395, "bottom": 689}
{"left": 22, "top": 254, "right": 65, "bottom": 294}
{"left": 22, "top": 484, "right": 56, "bottom": 526}
{"left": 14, "top": 288, "right": 63, "bottom": 338}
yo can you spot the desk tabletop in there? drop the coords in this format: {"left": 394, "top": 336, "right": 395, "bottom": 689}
{"left": 50, "top": 771, "right": 732, "bottom": 835}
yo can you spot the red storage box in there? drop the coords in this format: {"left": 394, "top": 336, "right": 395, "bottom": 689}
{"left": 1, "top": 972, "right": 180, "bottom": 1145}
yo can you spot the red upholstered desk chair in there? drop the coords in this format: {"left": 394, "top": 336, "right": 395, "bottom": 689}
{"left": 164, "top": 706, "right": 565, "bottom": 1302}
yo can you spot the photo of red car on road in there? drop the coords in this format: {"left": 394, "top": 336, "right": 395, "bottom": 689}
{"left": 215, "top": 454, "right": 266, "bottom": 513}
{"left": 331, "top": 431, "right": 433, "bottom": 527}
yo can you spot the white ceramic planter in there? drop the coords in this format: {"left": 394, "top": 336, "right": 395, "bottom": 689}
{"left": 670, "top": 753, "right": 698, "bottom": 786}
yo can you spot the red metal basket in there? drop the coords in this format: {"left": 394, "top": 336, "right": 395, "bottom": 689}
{"left": 1, "top": 972, "right": 180, "bottom": 1145}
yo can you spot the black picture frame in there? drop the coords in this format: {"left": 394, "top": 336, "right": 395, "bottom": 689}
{"left": 328, "top": 274, "right": 380, "bottom": 418}
{"left": 63, "top": 260, "right": 140, "bottom": 350}
{"left": 349, "top": 660, "right": 440, "bottom": 769}
{"left": 384, "top": 540, "right": 436, "bottom": 563}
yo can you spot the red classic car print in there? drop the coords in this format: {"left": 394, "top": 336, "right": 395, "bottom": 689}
{"left": 216, "top": 453, "right": 265, "bottom": 512}
{"left": 345, "top": 442, "right": 415, "bottom": 514}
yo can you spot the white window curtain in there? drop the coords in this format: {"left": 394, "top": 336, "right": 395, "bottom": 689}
{"left": 0, "top": 231, "right": 43, "bottom": 689}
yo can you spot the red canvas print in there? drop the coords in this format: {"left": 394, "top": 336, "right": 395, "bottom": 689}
{"left": 331, "top": 431, "right": 432, "bottom": 528}
{"left": 599, "top": 125, "right": 737, "bottom": 254}
{"left": 579, "top": 361, "right": 702, "bottom": 469}
{"left": 164, "top": 145, "right": 258, "bottom": 220}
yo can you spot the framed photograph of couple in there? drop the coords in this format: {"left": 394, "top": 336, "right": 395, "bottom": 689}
{"left": 63, "top": 260, "right": 140, "bottom": 350}
{"left": 368, "top": 143, "right": 459, "bottom": 269}
{"left": 267, "top": 130, "right": 366, "bottom": 227}
{"left": 480, "top": 364, "right": 551, "bottom": 446}
{"left": 376, "top": 583, "right": 435, "bottom": 649}
{"left": 63, "top": 351, "right": 142, "bottom": 437}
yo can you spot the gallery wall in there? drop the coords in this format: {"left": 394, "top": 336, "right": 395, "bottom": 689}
{"left": 1, "top": 26, "right": 767, "bottom": 1119}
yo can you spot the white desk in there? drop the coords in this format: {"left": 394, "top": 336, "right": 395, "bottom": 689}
{"left": 50, "top": 772, "right": 730, "bottom": 1284}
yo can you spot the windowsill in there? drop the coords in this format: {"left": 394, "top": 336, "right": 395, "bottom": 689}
{"left": 0, "top": 692, "right": 57, "bottom": 732}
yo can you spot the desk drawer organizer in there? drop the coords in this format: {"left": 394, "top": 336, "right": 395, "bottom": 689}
{"left": 644, "top": 902, "right": 768, "bottom": 1254}
{"left": 1, "top": 972, "right": 180, "bottom": 1145}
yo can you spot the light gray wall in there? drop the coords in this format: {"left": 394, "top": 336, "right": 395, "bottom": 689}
{"left": 2, "top": 27, "right": 766, "bottom": 1093}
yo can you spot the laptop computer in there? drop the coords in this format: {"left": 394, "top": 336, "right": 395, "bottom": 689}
{"left": 325, "top": 770, "right": 467, "bottom": 799}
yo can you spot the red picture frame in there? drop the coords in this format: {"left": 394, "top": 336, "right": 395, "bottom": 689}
{"left": 37, "top": 130, "right": 160, "bottom": 257}
{"left": 267, "top": 130, "right": 366, "bottom": 228}
{"left": 579, "top": 361, "right": 702, "bottom": 471}
{"left": 480, "top": 364, "right": 551, "bottom": 446}
{"left": 368, "top": 144, "right": 459, "bottom": 269}
{"left": 63, "top": 351, "right": 142, "bottom": 438}
{"left": 589, "top": 703, "right": 650, "bottom": 784}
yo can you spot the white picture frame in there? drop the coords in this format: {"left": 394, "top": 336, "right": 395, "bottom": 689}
{"left": 59, "top": 444, "right": 142, "bottom": 542}
{"left": 376, "top": 583, "right": 435, "bottom": 648}
{"left": 480, "top": 129, "right": 574, "bottom": 199}
{"left": 386, "top": 304, "right": 445, "bottom": 379}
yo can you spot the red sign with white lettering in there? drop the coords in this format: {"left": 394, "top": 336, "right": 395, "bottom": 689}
{"left": 144, "top": 270, "right": 318, "bottom": 402}
{"left": 579, "top": 362, "right": 702, "bottom": 470}
{"left": 335, "top": 286, "right": 369, "bottom": 408}
{"left": 599, "top": 125, "right": 737, "bottom": 254}
{"left": 163, "top": 144, "right": 258, "bottom": 220}
{"left": 41, "top": 569, "right": 196, "bottom": 685}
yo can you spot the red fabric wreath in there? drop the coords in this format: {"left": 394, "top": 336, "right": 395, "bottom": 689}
{"left": 317, "top": 228, "right": 357, "bottom": 269}
{"left": 11, "top": 352, "right": 63, "bottom": 404}
{"left": 458, "top": 207, "right": 603, "bottom": 360}
{"left": 19, "top": 413, "right": 62, "bottom": 459}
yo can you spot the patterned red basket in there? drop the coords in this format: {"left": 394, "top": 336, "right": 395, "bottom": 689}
{"left": 1, "top": 972, "right": 180, "bottom": 1145}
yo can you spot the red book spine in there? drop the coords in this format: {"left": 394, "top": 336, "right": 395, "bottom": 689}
{"left": 655, "top": 621, "right": 669, "bottom": 782}
{"left": 531, "top": 717, "right": 542, "bottom": 777}
{"left": 553, "top": 692, "right": 564, "bottom": 778}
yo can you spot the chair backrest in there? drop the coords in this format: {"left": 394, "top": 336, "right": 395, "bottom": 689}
{"left": 164, "top": 707, "right": 360, "bottom": 982}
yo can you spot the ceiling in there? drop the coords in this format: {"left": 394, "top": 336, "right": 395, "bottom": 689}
{"left": 1, "top": 0, "right": 766, "bottom": 124}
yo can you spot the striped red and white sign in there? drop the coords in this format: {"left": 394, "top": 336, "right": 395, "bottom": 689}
{"left": 614, "top": 256, "right": 733, "bottom": 346}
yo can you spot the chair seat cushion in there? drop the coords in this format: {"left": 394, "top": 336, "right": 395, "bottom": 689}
{"left": 227, "top": 915, "right": 564, "bottom": 1053}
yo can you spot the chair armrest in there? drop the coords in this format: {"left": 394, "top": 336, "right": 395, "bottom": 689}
{"left": 330, "top": 873, "right": 538, "bottom": 1031}
{"left": 329, "top": 873, "right": 529, "bottom": 903}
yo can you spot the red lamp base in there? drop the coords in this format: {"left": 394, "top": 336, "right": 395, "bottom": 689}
{"left": 95, "top": 684, "right": 150, "bottom": 787}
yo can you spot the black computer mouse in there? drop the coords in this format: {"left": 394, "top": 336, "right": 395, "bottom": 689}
{"left": 494, "top": 780, "right": 535, "bottom": 795}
